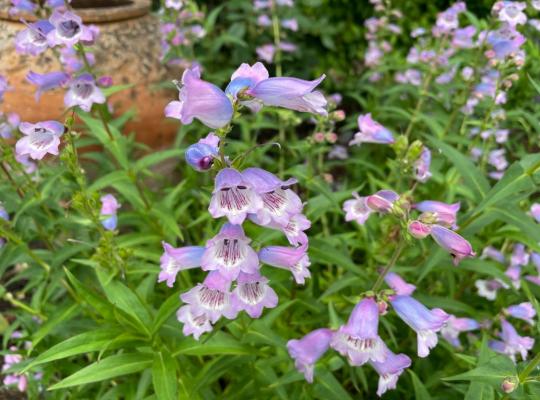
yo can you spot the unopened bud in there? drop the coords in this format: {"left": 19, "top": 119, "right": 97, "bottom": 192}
{"left": 501, "top": 377, "right": 517, "bottom": 393}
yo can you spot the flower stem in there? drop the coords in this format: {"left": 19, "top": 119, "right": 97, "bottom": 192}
{"left": 372, "top": 237, "right": 405, "bottom": 292}
{"left": 519, "top": 351, "right": 540, "bottom": 383}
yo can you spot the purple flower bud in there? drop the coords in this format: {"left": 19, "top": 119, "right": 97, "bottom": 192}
{"left": 27, "top": 71, "right": 70, "bottom": 101}
{"left": 281, "top": 18, "right": 298, "bottom": 31}
{"left": 440, "top": 315, "right": 480, "bottom": 347}
{"left": 369, "top": 348, "right": 411, "bottom": 396}
{"left": 165, "top": 66, "right": 233, "bottom": 129}
{"left": 349, "top": 114, "right": 394, "bottom": 146}
{"left": 287, "top": 328, "right": 333, "bottom": 383}
{"left": 390, "top": 295, "right": 449, "bottom": 357}
{"left": 258, "top": 242, "right": 310, "bottom": 284}
{"left": 208, "top": 168, "right": 263, "bottom": 224}
{"left": 201, "top": 223, "right": 259, "bottom": 280}
{"left": 408, "top": 220, "right": 431, "bottom": 239}
{"left": 330, "top": 297, "right": 387, "bottom": 366}
{"left": 15, "top": 120, "right": 64, "bottom": 160}
{"left": 100, "top": 194, "right": 120, "bottom": 230}
{"left": 231, "top": 271, "right": 278, "bottom": 318}
{"left": 0, "top": 76, "right": 11, "bottom": 103}
{"left": 159, "top": 242, "right": 205, "bottom": 287}
{"left": 97, "top": 76, "right": 113, "bottom": 88}
{"left": 366, "top": 190, "right": 399, "bottom": 213}
{"left": 9, "top": 0, "right": 37, "bottom": 15}
{"left": 65, "top": 73, "right": 106, "bottom": 112}
{"left": 506, "top": 302, "right": 536, "bottom": 325}
{"left": 429, "top": 225, "right": 475, "bottom": 265}
{"left": 489, "top": 319, "right": 534, "bottom": 362}
{"left": 248, "top": 75, "right": 327, "bottom": 116}
{"left": 185, "top": 143, "right": 217, "bottom": 171}
{"left": 257, "top": 14, "right": 272, "bottom": 27}
{"left": 15, "top": 20, "right": 54, "bottom": 55}
{"left": 343, "top": 193, "right": 372, "bottom": 225}
{"left": 384, "top": 272, "right": 416, "bottom": 295}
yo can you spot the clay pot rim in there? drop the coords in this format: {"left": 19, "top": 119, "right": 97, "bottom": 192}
{"left": 0, "top": 0, "right": 150, "bottom": 24}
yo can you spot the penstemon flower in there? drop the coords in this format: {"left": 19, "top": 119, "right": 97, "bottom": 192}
{"left": 489, "top": 319, "right": 534, "bottom": 362}
{"left": 2, "top": 348, "right": 27, "bottom": 392}
{"left": 15, "top": 20, "right": 54, "bottom": 55}
{"left": 349, "top": 114, "right": 394, "bottom": 146}
{"left": 47, "top": 9, "right": 94, "bottom": 47}
{"left": 230, "top": 271, "right": 278, "bottom": 318}
{"left": 258, "top": 243, "right": 310, "bottom": 284}
{"left": 15, "top": 120, "right": 64, "bottom": 160}
{"left": 27, "top": 70, "right": 70, "bottom": 100}
{"left": 158, "top": 242, "right": 205, "bottom": 287}
{"left": 428, "top": 225, "right": 476, "bottom": 265}
{"left": 369, "top": 348, "right": 411, "bottom": 397}
{"left": 287, "top": 328, "right": 333, "bottom": 383}
{"left": 99, "top": 194, "right": 121, "bottom": 231}
{"left": 384, "top": 272, "right": 416, "bottom": 296}
{"left": 440, "top": 315, "right": 480, "bottom": 347}
{"left": 64, "top": 73, "right": 106, "bottom": 112}
{"left": 0, "top": 204, "right": 9, "bottom": 248}
{"left": 505, "top": 302, "right": 536, "bottom": 325}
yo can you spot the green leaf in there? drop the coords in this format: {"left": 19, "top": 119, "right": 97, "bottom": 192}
{"left": 445, "top": 353, "right": 517, "bottom": 386}
{"left": 152, "top": 351, "right": 177, "bottom": 400}
{"left": 48, "top": 353, "right": 153, "bottom": 390}
{"left": 173, "top": 332, "right": 257, "bottom": 356}
{"left": 314, "top": 369, "right": 353, "bottom": 400}
{"left": 409, "top": 370, "right": 432, "bottom": 400}
{"left": 152, "top": 291, "right": 180, "bottom": 334}
{"left": 134, "top": 149, "right": 184, "bottom": 172}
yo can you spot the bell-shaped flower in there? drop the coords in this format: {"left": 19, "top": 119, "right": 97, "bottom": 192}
{"left": 408, "top": 220, "right": 432, "bottom": 239}
{"left": 209, "top": 168, "right": 263, "bottom": 224}
{"left": 481, "top": 246, "right": 505, "bottom": 263}
{"left": 494, "top": 1, "right": 527, "bottom": 26}
{"left": 259, "top": 243, "right": 310, "bottom": 284}
{"left": 176, "top": 305, "right": 213, "bottom": 340}
{"left": 10, "top": 0, "right": 38, "bottom": 15}
{"left": 505, "top": 302, "right": 536, "bottom": 325}
{"left": 15, "top": 20, "right": 54, "bottom": 55}
{"left": 366, "top": 190, "right": 399, "bottom": 213}
{"left": 475, "top": 278, "right": 507, "bottom": 301}
{"left": 440, "top": 315, "right": 480, "bottom": 347}
{"left": 343, "top": 192, "right": 372, "bottom": 225}
{"left": 226, "top": 62, "right": 269, "bottom": 112}
{"left": 384, "top": 272, "right": 416, "bottom": 296}
{"left": 452, "top": 26, "right": 476, "bottom": 49}
{"left": 486, "top": 27, "right": 525, "bottom": 61}
{"left": 415, "top": 200, "right": 460, "bottom": 229}
{"left": 65, "top": 73, "right": 106, "bottom": 112}
{"left": 231, "top": 271, "right": 278, "bottom": 318}
{"left": 390, "top": 295, "right": 449, "bottom": 357}
{"left": 242, "top": 167, "right": 302, "bottom": 226}
{"left": 505, "top": 264, "right": 522, "bottom": 289}
{"left": 349, "top": 114, "right": 394, "bottom": 146}
{"left": 287, "top": 328, "right": 333, "bottom": 383}
{"left": 369, "top": 347, "right": 411, "bottom": 397}
{"left": 250, "top": 212, "right": 310, "bottom": 246}
{"left": 159, "top": 242, "right": 205, "bottom": 287}
{"left": 330, "top": 297, "right": 387, "bottom": 366}
{"left": 180, "top": 271, "right": 236, "bottom": 323}
{"left": 201, "top": 223, "right": 259, "bottom": 280}
{"left": 165, "top": 66, "right": 233, "bottom": 129}
{"left": 47, "top": 10, "right": 93, "bottom": 47}
{"left": 100, "top": 194, "right": 121, "bottom": 231}
{"left": 15, "top": 120, "right": 64, "bottom": 160}
{"left": 185, "top": 133, "right": 219, "bottom": 172}
{"left": 247, "top": 74, "right": 327, "bottom": 116}
{"left": 429, "top": 225, "right": 475, "bottom": 265}
{"left": 27, "top": 71, "right": 70, "bottom": 101}
{"left": 489, "top": 319, "right": 534, "bottom": 362}
{"left": 414, "top": 147, "right": 432, "bottom": 183}
{"left": 510, "top": 243, "right": 529, "bottom": 267}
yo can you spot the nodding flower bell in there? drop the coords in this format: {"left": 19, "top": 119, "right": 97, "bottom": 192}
{"left": 489, "top": 319, "right": 534, "bottom": 362}
{"left": 208, "top": 168, "right": 263, "bottom": 225}
{"left": 408, "top": 220, "right": 431, "bottom": 239}
{"left": 343, "top": 192, "right": 372, "bottom": 225}
{"left": 429, "top": 224, "right": 475, "bottom": 265}
{"left": 349, "top": 113, "right": 395, "bottom": 146}
{"left": 330, "top": 297, "right": 387, "bottom": 366}
{"left": 165, "top": 66, "right": 233, "bottom": 129}
{"left": 185, "top": 132, "right": 219, "bottom": 171}
{"left": 287, "top": 328, "right": 333, "bottom": 383}
{"left": 159, "top": 242, "right": 205, "bottom": 287}
{"left": 201, "top": 223, "right": 259, "bottom": 280}
{"left": 231, "top": 271, "right": 278, "bottom": 318}
{"left": 440, "top": 315, "right": 480, "bottom": 347}
{"left": 15, "top": 120, "right": 64, "bottom": 160}
{"left": 390, "top": 295, "right": 449, "bottom": 357}
{"left": 369, "top": 347, "right": 411, "bottom": 397}
{"left": 258, "top": 243, "right": 311, "bottom": 284}
{"left": 26, "top": 71, "right": 70, "bottom": 101}
{"left": 64, "top": 73, "right": 106, "bottom": 112}
{"left": 414, "top": 147, "right": 432, "bottom": 183}
{"left": 176, "top": 304, "right": 213, "bottom": 340}
{"left": 505, "top": 302, "right": 536, "bottom": 325}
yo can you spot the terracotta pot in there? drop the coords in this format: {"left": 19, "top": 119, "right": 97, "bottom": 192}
{"left": 0, "top": 0, "right": 180, "bottom": 148}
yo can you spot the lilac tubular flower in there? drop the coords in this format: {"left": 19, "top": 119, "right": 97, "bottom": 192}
{"left": 281, "top": 18, "right": 298, "bottom": 31}
{"left": 440, "top": 315, "right": 480, "bottom": 347}
{"left": 257, "top": 14, "right": 272, "bottom": 27}
{"left": 176, "top": 305, "right": 212, "bottom": 340}
{"left": 414, "top": 147, "right": 432, "bottom": 183}
{"left": 384, "top": 272, "right": 416, "bottom": 296}
{"left": 208, "top": 168, "right": 263, "bottom": 224}
{"left": 165, "top": 0, "right": 183, "bottom": 10}
{"left": 231, "top": 271, "right": 278, "bottom": 318}
{"left": 180, "top": 271, "right": 236, "bottom": 323}
{"left": 165, "top": 66, "right": 233, "bottom": 129}
{"left": 47, "top": 10, "right": 93, "bottom": 47}
{"left": 349, "top": 114, "right": 394, "bottom": 146}
{"left": 65, "top": 73, "right": 106, "bottom": 112}
{"left": 343, "top": 193, "right": 372, "bottom": 225}
{"left": 226, "top": 62, "right": 269, "bottom": 111}
{"left": 15, "top": 20, "right": 54, "bottom": 55}
{"left": 415, "top": 200, "right": 460, "bottom": 229}
{"left": 369, "top": 348, "right": 411, "bottom": 397}
{"left": 15, "top": 120, "right": 64, "bottom": 160}
{"left": 185, "top": 133, "right": 219, "bottom": 172}
{"left": 489, "top": 319, "right": 534, "bottom": 362}
{"left": 242, "top": 167, "right": 302, "bottom": 226}
{"left": 287, "top": 328, "right": 333, "bottom": 383}
{"left": 331, "top": 297, "right": 387, "bottom": 366}
{"left": 475, "top": 278, "right": 507, "bottom": 300}
{"left": 486, "top": 27, "right": 525, "bottom": 61}
{"left": 429, "top": 225, "right": 475, "bottom": 265}
{"left": 0, "top": 112, "right": 20, "bottom": 139}
{"left": 27, "top": 71, "right": 70, "bottom": 101}
{"left": 201, "top": 223, "right": 259, "bottom": 280}
{"left": 159, "top": 242, "right": 205, "bottom": 287}
{"left": 15, "top": 154, "right": 37, "bottom": 174}
{"left": 247, "top": 74, "right": 327, "bottom": 116}
{"left": 2, "top": 349, "right": 27, "bottom": 392}
{"left": 100, "top": 194, "right": 120, "bottom": 231}
{"left": 9, "top": 0, "right": 37, "bottom": 15}
{"left": 505, "top": 302, "right": 536, "bottom": 325}
{"left": 494, "top": 1, "right": 527, "bottom": 26}
{"left": 366, "top": 190, "right": 399, "bottom": 213}
{"left": 408, "top": 220, "right": 432, "bottom": 239}
{"left": 251, "top": 212, "right": 310, "bottom": 245}
{"left": 390, "top": 295, "right": 449, "bottom": 357}
{"left": 0, "top": 76, "right": 11, "bottom": 103}
{"left": 258, "top": 243, "right": 310, "bottom": 284}
{"left": 256, "top": 44, "right": 275, "bottom": 63}
{"left": 452, "top": 26, "right": 476, "bottom": 48}
{"left": 481, "top": 246, "right": 505, "bottom": 263}
{"left": 510, "top": 243, "right": 529, "bottom": 267}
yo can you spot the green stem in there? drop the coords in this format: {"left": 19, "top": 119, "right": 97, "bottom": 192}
{"left": 404, "top": 73, "right": 433, "bottom": 139}
{"left": 270, "top": 3, "right": 282, "bottom": 77}
{"left": 372, "top": 237, "right": 405, "bottom": 292}
{"left": 519, "top": 351, "right": 540, "bottom": 382}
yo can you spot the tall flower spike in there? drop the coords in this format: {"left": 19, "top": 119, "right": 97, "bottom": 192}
{"left": 369, "top": 347, "right": 411, "bottom": 397}
{"left": 349, "top": 113, "right": 394, "bottom": 146}
{"left": 165, "top": 66, "right": 233, "bottom": 129}
{"left": 440, "top": 315, "right": 480, "bottom": 347}
{"left": 15, "top": 121, "right": 64, "bottom": 160}
{"left": 180, "top": 271, "right": 236, "bottom": 323}
{"left": 201, "top": 223, "right": 259, "bottom": 280}
{"left": 390, "top": 295, "right": 449, "bottom": 357}
{"left": 429, "top": 225, "right": 475, "bottom": 265}
{"left": 242, "top": 167, "right": 302, "bottom": 226}
{"left": 231, "top": 271, "right": 278, "bottom": 318}
{"left": 258, "top": 243, "right": 310, "bottom": 284}
{"left": 208, "top": 168, "right": 263, "bottom": 224}
{"left": 330, "top": 297, "right": 387, "bottom": 366}
{"left": 287, "top": 328, "right": 333, "bottom": 383}
{"left": 343, "top": 192, "right": 372, "bottom": 225}
{"left": 248, "top": 74, "right": 327, "bottom": 116}
{"left": 159, "top": 242, "right": 205, "bottom": 287}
